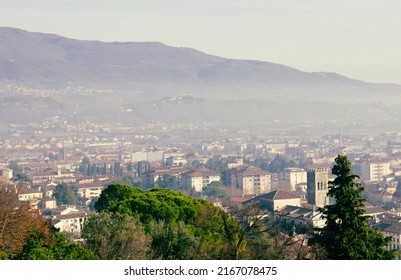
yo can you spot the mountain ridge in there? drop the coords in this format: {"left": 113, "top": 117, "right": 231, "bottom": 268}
{"left": 1, "top": 26, "right": 399, "bottom": 103}
{"left": 2, "top": 26, "right": 401, "bottom": 132}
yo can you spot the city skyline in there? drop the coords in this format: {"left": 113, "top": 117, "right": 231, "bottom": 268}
{"left": 1, "top": 0, "right": 401, "bottom": 84}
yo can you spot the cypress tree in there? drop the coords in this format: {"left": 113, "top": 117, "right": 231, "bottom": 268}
{"left": 312, "top": 155, "right": 396, "bottom": 259}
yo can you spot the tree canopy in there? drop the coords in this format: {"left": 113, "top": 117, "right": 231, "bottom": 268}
{"left": 82, "top": 212, "right": 149, "bottom": 260}
{"left": 1, "top": 181, "right": 95, "bottom": 260}
{"left": 0, "top": 184, "right": 52, "bottom": 258}
{"left": 53, "top": 183, "right": 79, "bottom": 206}
{"left": 94, "top": 183, "right": 211, "bottom": 225}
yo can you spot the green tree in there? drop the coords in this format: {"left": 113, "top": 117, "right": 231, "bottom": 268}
{"left": 195, "top": 202, "right": 270, "bottom": 260}
{"left": 16, "top": 231, "right": 97, "bottom": 260}
{"left": 202, "top": 181, "right": 227, "bottom": 199}
{"left": 148, "top": 220, "right": 200, "bottom": 260}
{"left": 156, "top": 174, "right": 180, "bottom": 190}
{"left": 95, "top": 184, "right": 210, "bottom": 225}
{"left": 266, "top": 154, "right": 297, "bottom": 173}
{"left": 312, "top": 155, "right": 396, "bottom": 260}
{"left": 205, "top": 157, "right": 227, "bottom": 173}
{"left": 82, "top": 212, "right": 150, "bottom": 260}
{"left": 53, "top": 183, "right": 79, "bottom": 206}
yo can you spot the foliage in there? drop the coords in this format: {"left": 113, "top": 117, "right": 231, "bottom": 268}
{"left": 8, "top": 160, "right": 22, "bottom": 174}
{"left": 267, "top": 154, "right": 297, "bottom": 173}
{"left": 148, "top": 220, "right": 200, "bottom": 260}
{"left": 13, "top": 173, "right": 31, "bottom": 183}
{"left": 156, "top": 174, "right": 180, "bottom": 190}
{"left": 119, "top": 176, "right": 142, "bottom": 188}
{"left": 311, "top": 155, "right": 396, "bottom": 260}
{"left": 205, "top": 157, "right": 228, "bottom": 173}
{"left": 95, "top": 184, "right": 211, "bottom": 225}
{"left": 92, "top": 183, "right": 326, "bottom": 260}
{"left": 16, "top": 231, "right": 97, "bottom": 260}
{"left": 53, "top": 183, "right": 79, "bottom": 206}
{"left": 261, "top": 216, "right": 319, "bottom": 260}
{"left": 202, "top": 181, "right": 228, "bottom": 199}
{"left": 82, "top": 212, "right": 149, "bottom": 260}
{"left": 88, "top": 197, "right": 99, "bottom": 212}
{"left": 195, "top": 202, "right": 271, "bottom": 259}
{"left": 0, "top": 184, "right": 52, "bottom": 258}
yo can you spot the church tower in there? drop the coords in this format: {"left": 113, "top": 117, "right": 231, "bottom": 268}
{"left": 307, "top": 168, "right": 329, "bottom": 208}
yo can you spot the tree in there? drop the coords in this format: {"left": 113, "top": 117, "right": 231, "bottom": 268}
{"left": 266, "top": 154, "right": 297, "bottom": 173}
{"left": 195, "top": 202, "right": 271, "bottom": 260}
{"left": 156, "top": 174, "right": 180, "bottom": 190}
{"left": 16, "top": 231, "right": 98, "bottom": 260}
{"left": 0, "top": 182, "right": 52, "bottom": 258}
{"left": 202, "top": 181, "right": 227, "bottom": 199}
{"left": 312, "top": 155, "right": 396, "bottom": 260}
{"left": 95, "top": 184, "right": 210, "bottom": 225}
{"left": 82, "top": 212, "right": 150, "bottom": 260}
{"left": 148, "top": 220, "right": 200, "bottom": 260}
{"left": 53, "top": 183, "right": 79, "bottom": 206}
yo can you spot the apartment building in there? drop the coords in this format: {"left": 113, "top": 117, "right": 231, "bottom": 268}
{"left": 181, "top": 168, "right": 220, "bottom": 192}
{"left": 230, "top": 165, "right": 271, "bottom": 195}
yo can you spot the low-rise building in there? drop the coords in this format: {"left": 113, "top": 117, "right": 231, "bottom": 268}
{"left": 276, "top": 205, "right": 325, "bottom": 229}
{"left": 243, "top": 189, "right": 302, "bottom": 212}
{"left": 17, "top": 187, "right": 43, "bottom": 209}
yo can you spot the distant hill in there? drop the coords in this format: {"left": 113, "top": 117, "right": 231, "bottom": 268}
{"left": 2, "top": 27, "right": 401, "bottom": 135}
{"left": 1, "top": 27, "right": 401, "bottom": 103}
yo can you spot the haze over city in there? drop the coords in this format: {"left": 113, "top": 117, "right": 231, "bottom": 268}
{"left": 2, "top": 0, "right": 401, "bottom": 271}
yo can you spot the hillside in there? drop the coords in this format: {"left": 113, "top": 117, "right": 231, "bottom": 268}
{"left": 1, "top": 27, "right": 400, "bottom": 103}
{"left": 1, "top": 27, "right": 401, "bottom": 134}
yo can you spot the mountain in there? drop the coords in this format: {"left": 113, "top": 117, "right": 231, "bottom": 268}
{"left": 1, "top": 27, "right": 401, "bottom": 103}
{"left": 2, "top": 27, "right": 401, "bottom": 136}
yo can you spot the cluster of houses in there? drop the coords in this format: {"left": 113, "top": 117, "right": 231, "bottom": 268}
{"left": 3, "top": 135, "right": 401, "bottom": 254}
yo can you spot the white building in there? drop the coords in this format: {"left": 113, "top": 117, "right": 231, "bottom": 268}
{"left": 230, "top": 165, "right": 271, "bottom": 195}
{"left": 181, "top": 168, "right": 220, "bottom": 192}
{"left": 354, "top": 158, "right": 391, "bottom": 182}
{"left": 279, "top": 168, "right": 307, "bottom": 191}
{"left": 52, "top": 212, "right": 87, "bottom": 238}
{"left": 131, "top": 151, "right": 164, "bottom": 163}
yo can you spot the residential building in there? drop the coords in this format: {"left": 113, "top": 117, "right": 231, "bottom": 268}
{"left": 243, "top": 189, "right": 302, "bottom": 212}
{"left": 276, "top": 205, "right": 325, "bottom": 229}
{"left": 141, "top": 166, "right": 189, "bottom": 189}
{"left": 181, "top": 168, "right": 220, "bottom": 192}
{"left": 17, "top": 187, "right": 43, "bottom": 209}
{"left": 354, "top": 158, "right": 391, "bottom": 182}
{"left": 370, "top": 213, "right": 401, "bottom": 254}
{"left": 31, "top": 167, "right": 76, "bottom": 185}
{"left": 51, "top": 212, "right": 87, "bottom": 238}
{"left": 279, "top": 167, "right": 307, "bottom": 192}
{"left": 230, "top": 165, "right": 271, "bottom": 195}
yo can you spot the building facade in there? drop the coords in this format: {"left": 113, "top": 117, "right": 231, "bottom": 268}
{"left": 230, "top": 165, "right": 271, "bottom": 195}
{"left": 279, "top": 167, "right": 307, "bottom": 191}
{"left": 181, "top": 168, "right": 220, "bottom": 192}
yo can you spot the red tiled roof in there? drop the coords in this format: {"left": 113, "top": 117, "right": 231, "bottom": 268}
{"left": 239, "top": 166, "right": 269, "bottom": 176}
{"left": 18, "top": 187, "right": 42, "bottom": 194}
{"left": 230, "top": 194, "right": 258, "bottom": 203}
{"left": 183, "top": 168, "right": 219, "bottom": 177}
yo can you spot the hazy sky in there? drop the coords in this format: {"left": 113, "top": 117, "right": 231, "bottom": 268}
{"left": 1, "top": 0, "right": 401, "bottom": 84}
